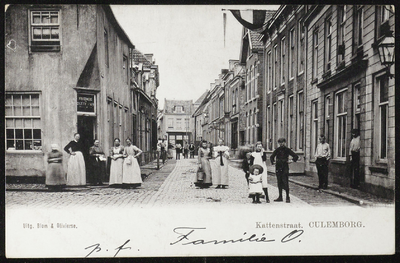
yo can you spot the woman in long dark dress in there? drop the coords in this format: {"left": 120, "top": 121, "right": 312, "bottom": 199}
{"left": 64, "top": 133, "right": 86, "bottom": 186}
{"left": 46, "top": 144, "right": 66, "bottom": 191}
{"left": 194, "top": 141, "right": 212, "bottom": 188}
{"left": 89, "top": 139, "right": 106, "bottom": 185}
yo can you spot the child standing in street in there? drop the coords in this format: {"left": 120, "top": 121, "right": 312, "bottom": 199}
{"left": 250, "top": 141, "right": 270, "bottom": 203}
{"left": 248, "top": 164, "right": 265, "bottom": 204}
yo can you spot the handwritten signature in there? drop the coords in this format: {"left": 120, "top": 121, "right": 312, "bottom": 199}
{"left": 84, "top": 228, "right": 304, "bottom": 257}
{"left": 170, "top": 227, "right": 304, "bottom": 245}
{"left": 85, "top": 239, "right": 131, "bottom": 257}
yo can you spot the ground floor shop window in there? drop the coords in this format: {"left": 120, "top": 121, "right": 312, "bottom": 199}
{"left": 5, "top": 93, "right": 41, "bottom": 150}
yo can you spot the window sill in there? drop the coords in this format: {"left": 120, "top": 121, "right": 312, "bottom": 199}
{"left": 6, "top": 150, "right": 44, "bottom": 155}
{"left": 329, "top": 158, "right": 346, "bottom": 164}
{"left": 311, "top": 78, "right": 318, "bottom": 85}
{"left": 336, "top": 61, "right": 345, "bottom": 71}
{"left": 322, "top": 70, "right": 331, "bottom": 79}
{"left": 297, "top": 71, "right": 304, "bottom": 77}
{"left": 369, "top": 165, "right": 388, "bottom": 174}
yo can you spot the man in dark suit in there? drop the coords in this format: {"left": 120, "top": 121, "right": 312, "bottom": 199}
{"left": 270, "top": 138, "right": 299, "bottom": 203}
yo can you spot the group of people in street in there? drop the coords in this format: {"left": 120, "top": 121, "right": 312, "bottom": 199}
{"left": 313, "top": 129, "right": 361, "bottom": 192}
{"left": 46, "top": 129, "right": 362, "bottom": 199}
{"left": 194, "top": 139, "right": 230, "bottom": 189}
{"left": 242, "top": 139, "right": 299, "bottom": 204}
{"left": 45, "top": 133, "right": 143, "bottom": 190}
{"left": 174, "top": 142, "right": 196, "bottom": 160}
{"left": 193, "top": 138, "right": 300, "bottom": 204}
{"left": 158, "top": 139, "right": 196, "bottom": 162}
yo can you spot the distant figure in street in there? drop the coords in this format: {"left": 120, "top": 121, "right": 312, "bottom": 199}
{"left": 183, "top": 143, "right": 189, "bottom": 159}
{"left": 250, "top": 141, "right": 270, "bottom": 203}
{"left": 349, "top": 129, "right": 361, "bottom": 189}
{"left": 175, "top": 143, "right": 182, "bottom": 160}
{"left": 158, "top": 139, "right": 167, "bottom": 164}
{"left": 213, "top": 139, "right": 230, "bottom": 189}
{"left": 46, "top": 144, "right": 66, "bottom": 191}
{"left": 64, "top": 133, "right": 86, "bottom": 186}
{"left": 270, "top": 138, "right": 299, "bottom": 203}
{"left": 194, "top": 140, "right": 213, "bottom": 188}
{"left": 248, "top": 165, "right": 265, "bottom": 204}
{"left": 168, "top": 143, "right": 173, "bottom": 159}
{"left": 189, "top": 143, "right": 195, "bottom": 158}
{"left": 122, "top": 138, "right": 143, "bottom": 188}
{"left": 314, "top": 135, "right": 331, "bottom": 191}
{"left": 109, "top": 138, "right": 124, "bottom": 187}
{"left": 89, "top": 139, "right": 106, "bottom": 185}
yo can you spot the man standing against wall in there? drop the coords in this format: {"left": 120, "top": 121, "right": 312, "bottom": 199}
{"left": 349, "top": 129, "right": 361, "bottom": 189}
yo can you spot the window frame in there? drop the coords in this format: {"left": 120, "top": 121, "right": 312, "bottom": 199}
{"left": 375, "top": 73, "right": 389, "bottom": 161}
{"left": 297, "top": 91, "right": 304, "bottom": 151}
{"left": 298, "top": 19, "right": 305, "bottom": 75}
{"left": 325, "top": 95, "right": 331, "bottom": 140}
{"left": 288, "top": 95, "right": 294, "bottom": 148}
{"left": 334, "top": 88, "right": 348, "bottom": 159}
{"left": 274, "top": 44, "right": 278, "bottom": 89}
{"left": 280, "top": 36, "right": 286, "bottom": 85}
{"left": 104, "top": 28, "right": 109, "bottom": 68}
{"left": 337, "top": 5, "right": 346, "bottom": 65}
{"left": 312, "top": 28, "right": 319, "bottom": 81}
{"left": 267, "top": 50, "right": 272, "bottom": 93}
{"left": 376, "top": 5, "right": 391, "bottom": 41}
{"left": 353, "top": 5, "right": 364, "bottom": 51}
{"left": 5, "top": 92, "right": 42, "bottom": 151}
{"left": 289, "top": 27, "right": 295, "bottom": 80}
{"left": 311, "top": 99, "right": 319, "bottom": 158}
{"left": 324, "top": 17, "right": 332, "bottom": 72}
{"left": 29, "top": 9, "right": 62, "bottom": 52}
{"left": 267, "top": 105, "right": 271, "bottom": 150}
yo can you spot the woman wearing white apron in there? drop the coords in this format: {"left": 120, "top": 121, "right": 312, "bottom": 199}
{"left": 64, "top": 133, "right": 86, "bottom": 186}
{"left": 109, "top": 138, "right": 124, "bottom": 187}
{"left": 213, "top": 139, "right": 230, "bottom": 189}
{"left": 250, "top": 141, "right": 269, "bottom": 202}
{"left": 122, "top": 138, "right": 143, "bottom": 188}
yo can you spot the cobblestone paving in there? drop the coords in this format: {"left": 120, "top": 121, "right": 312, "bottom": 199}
{"left": 268, "top": 176, "right": 357, "bottom": 207}
{"left": 147, "top": 158, "right": 309, "bottom": 207}
{"left": 6, "top": 158, "right": 365, "bottom": 209}
{"left": 5, "top": 160, "right": 177, "bottom": 209}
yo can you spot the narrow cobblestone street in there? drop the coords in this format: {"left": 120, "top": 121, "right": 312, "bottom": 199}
{"left": 6, "top": 158, "right": 366, "bottom": 209}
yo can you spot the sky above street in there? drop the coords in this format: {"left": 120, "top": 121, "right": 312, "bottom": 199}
{"left": 111, "top": 5, "right": 279, "bottom": 109}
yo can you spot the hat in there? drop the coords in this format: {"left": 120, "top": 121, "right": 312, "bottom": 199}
{"left": 51, "top": 144, "right": 59, "bottom": 150}
{"left": 249, "top": 164, "right": 264, "bottom": 174}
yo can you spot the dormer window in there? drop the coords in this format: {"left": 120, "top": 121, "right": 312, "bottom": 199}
{"left": 174, "top": 106, "right": 184, "bottom": 113}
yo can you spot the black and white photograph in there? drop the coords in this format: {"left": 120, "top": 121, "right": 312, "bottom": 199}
{"left": 4, "top": 4, "right": 395, "bottom": 258}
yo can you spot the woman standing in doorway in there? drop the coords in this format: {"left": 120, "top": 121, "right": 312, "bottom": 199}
{"left": 122, "top": 138, "right": 143, "bottom": 188}
{"left": 109, "top": 138, "right": 125, "bottom": 187}
{"left": 64, "top": 133, "right": 86, "bottom": 186}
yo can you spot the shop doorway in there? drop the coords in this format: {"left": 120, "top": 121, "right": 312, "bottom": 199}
{"left": 77, "top": 116, "right": 96, "bottom": 174}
